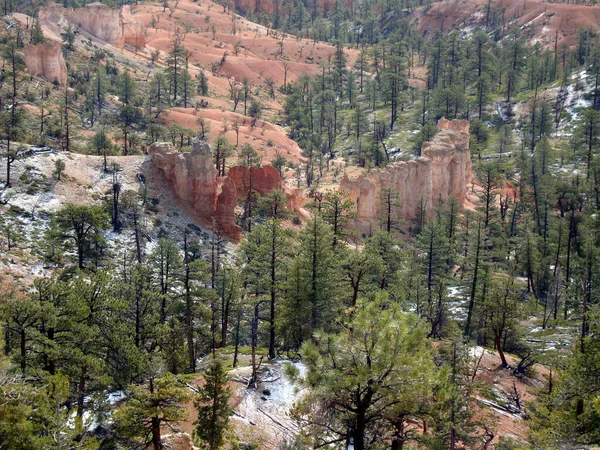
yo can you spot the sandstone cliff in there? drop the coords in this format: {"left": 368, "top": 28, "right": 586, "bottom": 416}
{"left": 340, "top": 118, "right": 472, "bottom": 233}
{"left": 24, "top": 40, "right": 67, "bottom": 86}
{"left": 121, "top": 5, "right": 146, "bottom": 49}
{"left": 149, "top": 140, "right": 301, "bottom": 241}
{"left": 38, "top": 3, "right": 145, "bottom": 50}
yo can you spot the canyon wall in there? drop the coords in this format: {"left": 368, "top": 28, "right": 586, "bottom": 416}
{"left": 24, "top": 40, "right": 67, "bottom": 85}
{"left": 149, "top": 140, "right": 301, "bottom": 241}
{"left": 340, "top": 118, "right": 472, "bottom": 233}
{"left": 121, "top": 5, "right": 146, "bottom": 49}
{"left": 38, "top": 3, "right": 145, "bottom": 50}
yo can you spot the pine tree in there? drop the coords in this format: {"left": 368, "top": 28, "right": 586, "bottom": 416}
{"left": 197, "top": 70, "right": 209, "bottom": 96}
{"left": 239, "top": 218, "right": 292, "bottom": 359}
{"left": 291, "top": 216, "right": 338, "bottom": 336}
{"left": 117, "top": 70, "right": 137, "bottom": 106}
{"left": 295, "top": 296, "right": 435, "bottom": 450}
{"left": 166, "top": 39, "right": 186, "bottom": 103}
{"left": 193, "top": 359, "right": 231, "bottom": 450}
{"left": 30, "top": 19, "right": 45, "bottom": 45}
{"left": 115, "top": 373, "right": 189, "bottom": 450}
{"left": 148, "top": 237, "right": 183, "bottom": 324}
{"left": 52, "top": 204, "right": 110, "bottom": 269}
{"left": 319, "top": 189, "right": 356, "bottom": 248}
{"left": 147, "top": 72, "right": 170, "bottom": 118}
{"left": 0, "top": 107, "right": 25, "bottom": 187}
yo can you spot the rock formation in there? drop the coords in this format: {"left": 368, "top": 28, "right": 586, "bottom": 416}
{"left": 149, "top": 140, "right": 218, "bottom": 221}
{"left": 24, "top": 40, "right": 67, "bottom": 85}
{"left": 121, "top": 5, "right": 146, "bottom": 49}
{"left": 149, "top": 140, "right": 302, "bottom": 241}
{"left": 38, "top": 3, "right": 145, "bottom": 50}
{"left": 227, "top": 165, "right": 283, "bottom": 197}
{"left": 340, "top": 118, "right": 472, "bottom": 233}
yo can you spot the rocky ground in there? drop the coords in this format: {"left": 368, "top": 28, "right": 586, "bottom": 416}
{"left": 0, "top": 148, "right": 221, "bottom": 284}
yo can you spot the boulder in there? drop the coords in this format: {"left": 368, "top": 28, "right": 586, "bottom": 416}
{"left": 24, "top": 40, "right": 67, "bottom": 86}
{"left": 340, "top": 118, "right": 472, "bottom": 233}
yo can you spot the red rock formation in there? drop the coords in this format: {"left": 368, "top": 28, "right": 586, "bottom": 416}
{"left": 227, "top": 165, "right": 305, "bottom": 213}
{"left": 38, "top": 2, "right": 145, "bottom": 50}
{"left": 121, "top": 5, "right": 146, "bottom": 49}
{"left": 70, "top": 3, "right": 124, "bottom": 47}
{"left": 215, "top": 176, "right": 239, "bottom": 239}
{"left": 340, "top": 118, "right": 472, "bottom": 233}
{"left": 227, "top": 165, "right": 283, "bottom": 197}
{"left": 149, "top": 140, "right": 218, "bottom": 221}
{"left": 149, "top": 140, "right": 301, "bottom": 241}
{"left": 24, "top": 40, "right": 67, "bottom": 85}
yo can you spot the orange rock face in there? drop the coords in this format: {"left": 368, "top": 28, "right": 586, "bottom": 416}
{"left": 215, "top": 176, "right": 239, "bottom": 239}
{"left": 38, "top": 2, "right": 145, "bottom": 50}
{"left": 24, "top": 40, "right": 67, "bottom": 86}
{"left": 149, "top": 140, "right": 218, "bottom": 220}
{"left": 340, "top": 118, "right": 472, "bottom": 233}
{"left": 121, "top": 5, "right": 146, "bottom": 49}
{"left": 149, "top": 140, "right": 300, "bottom": 241}
{"left": 227, "top": 165, "right": 283, "bottom": 197}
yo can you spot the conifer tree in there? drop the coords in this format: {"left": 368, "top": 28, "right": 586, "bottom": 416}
{"left": 295, "top": 296, "right": 435, "bottom": 450}
{"left": 52, "top": 204, "right": 110, "bottom": 269}
{"left": 194, "top": 359, "right": 231, "bottom": 450}
{"left": 116, "top": 373, "right": 189, "bottom": 450}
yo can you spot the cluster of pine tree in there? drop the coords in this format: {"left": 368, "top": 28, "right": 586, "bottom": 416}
{"left": 3, "top": 0, "right": 600, "bottom": 447}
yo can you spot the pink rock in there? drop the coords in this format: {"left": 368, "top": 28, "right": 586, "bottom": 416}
{"left": 227, "top": 165, "right": 283, "bottom": 198}
{"left": 340, "top": 118, "right": 472, "bottom": 233}
{"left": 149, "top": 141, "right": 300, "bottom": 241}
{"left": 24, "top": 40, "right": 67, "bottom": 86}
{"left": 38, "top": 2, "right": 145, "bottom": 50}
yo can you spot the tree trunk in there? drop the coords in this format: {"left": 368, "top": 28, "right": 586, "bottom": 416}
{"left": 6, "top": 138, "right": 11, "bottom": 186}
{"left": 495, "top": 332, "right": 508, "bottom": 368}
{"left": 78, "top": 245, "right": 84, "bottom": 270}
{"left": 77, "top": 364, "right": 87, "bottom": 418}
{"left": 20, "top": 329, "right": 26, "bottom": 374}
{"left": 391, "top": 419, "right": 406, "bottom": 450}
{"left": 269, "top": 221, "right": 277, "bottom": 359}
{"left": 233, "top": 312, "right": 241, "bottom": 368}
{"left": 47, "top": 328, "right": 56, "bottom": 374}
{"left": 134, "top": 215, "right": 142, "bottom": 263}
{"left": 353, "top": 408, "right": 367, "bottom": 450}
{"left": 151, "top": 416, "right": 162, "bottom": 450}
{"left": 465, "top": 221, "right": 481, "bottom": 336}
{"left": 186, "top": 286, "right": 195, "bottom": 372}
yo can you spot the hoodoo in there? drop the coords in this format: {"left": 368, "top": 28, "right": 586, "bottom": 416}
{"left": 149, "top": 140, "right": 302, "bottom": 241}
{"left": 341, "top": 118, "right": 472, "bottom": 233}
{"left": 24, "top": 40, "right": 67, "bottom": 86}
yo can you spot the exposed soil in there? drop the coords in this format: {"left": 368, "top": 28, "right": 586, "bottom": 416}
{"left": 412, "top": 0, "right": 600, "bottom": 48}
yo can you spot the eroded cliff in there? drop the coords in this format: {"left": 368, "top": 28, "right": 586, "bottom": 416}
{"left": 38, "top": 3, "right": 145, "bottom": 50}
{"left": 340, "top": 118, "right": 472, "bottom": 233}
{"left": 149, "top": 140, "right": 301, "bottom": 241}
{"left": 24, "top": 40, "right": 67, "bottom": 85}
